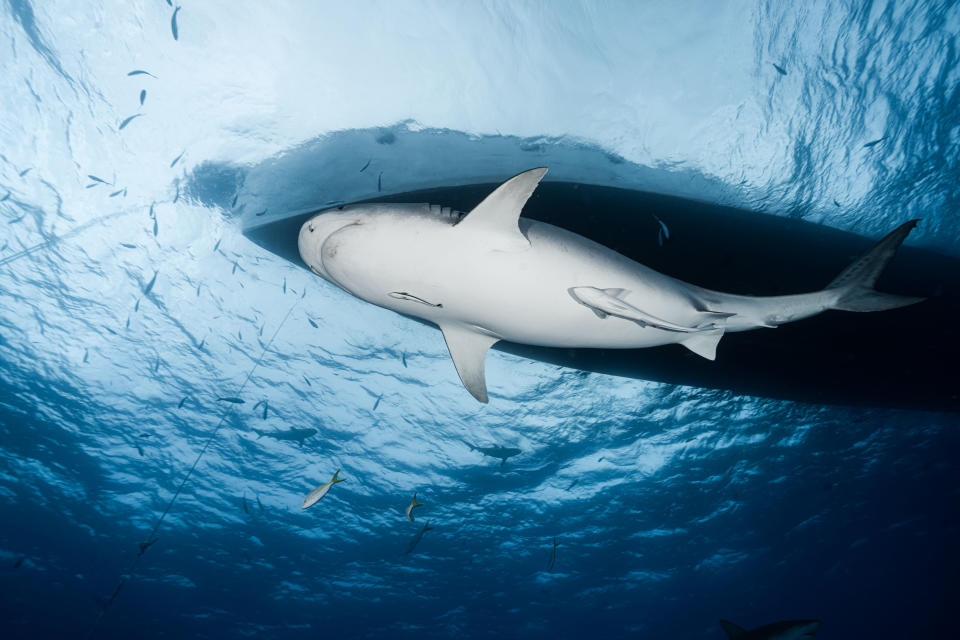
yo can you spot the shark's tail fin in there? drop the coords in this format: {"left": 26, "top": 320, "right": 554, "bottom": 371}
{"left": 828, "top": 219, "right": 925, "bottom": 312}
{"left": 719, "top": 620, "right": 746, "bottom": 639}
{"left": 253, "top": 429, "right": 265, "bottom": 440}
{"left": 424, "top": 522, "right": 433, "bottom": 531}
{"left": 463, "top": 440, "right": 477, "bottom": 452}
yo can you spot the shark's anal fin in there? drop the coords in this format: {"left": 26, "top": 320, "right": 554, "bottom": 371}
{"left": 454, "top": 167, "right": 547, "bottom": 251}
{"left": 680, "top": 328, "right": 724, "bottom": 360}
{"left": 718, "top": 620, "right": 746, "bottom": 640}
{"left": 438, "top": 323, "right": 500, "bottom": 403}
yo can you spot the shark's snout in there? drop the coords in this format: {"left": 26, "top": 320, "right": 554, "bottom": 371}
{"left": 298, "top": 213, "right": 361, "bottom": 280}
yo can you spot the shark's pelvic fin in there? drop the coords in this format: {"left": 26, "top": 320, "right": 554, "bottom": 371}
{"left": 455, "top": 167, "right": 547, "bottom": 251}
{"left": 718, "top": 620, "right": 746, "bottom": 640}
{"left": 828, "top": 219, "right": 925, "bottom": 312}
{"left": 439, "top": 323, "right": 500, "bottom": 403}
{"left": 680, "top": 328, "right": 724, "bottom": 360}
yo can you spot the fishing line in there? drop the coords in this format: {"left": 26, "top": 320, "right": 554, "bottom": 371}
{"left": 86, "top": 300, "right": 299, "bottom": 638}
{"left": 0, "top": 210, "right": 132, "bottom": 268}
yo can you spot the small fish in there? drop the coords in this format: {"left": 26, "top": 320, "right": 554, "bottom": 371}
{"left": 196, "top": 284, "right": 201, "bottom": 296}
{"left": 772, "top": 63, "right": 787, "bottom": 75}
{"left": 87, "top": 174, "right": 111, "bottom": 185}
{"left": 401, "top": 353, "right": 407, "bottom": 368}
{"left": 863, "top": 136, "right": 887, "bottom": 148}
{"left": 301, "top": 289, "right": 306, "bottom": 299}
{"left": 127, "top": 70, "right": 157, "bottom": 78}
{"left": 171, "top": 6, "right": 181, "bottom": 40}
{"left": 178, "top": 396, "right": 188, "bottom": 409}
{"left": 254, "top": 209, "right": 267, "bottom": 217}
{"left": 232, "top": 261, "right": 238, "bottom": 275}
{"left": 231, "top": 194, "right": 238, "bottom": 208}
{"left": 104, "top": 326, "right": 117, "bottom": 336}
{"left": 833, "top": 199, "right": 841, "bottom": 207}
{"left": 566, "top": 478, "right": 579, "bottom": 490}
{"left": 213, "top": 239, "right": 221, "bottom": 252}
{"left": 149, "top": 202, "right": 156, "bottom": 218}
{"left": 405, "top": 492, "right": 423, "bottom": 522}
{"left": 256, "top": 495, "right": 264, "bottom": 511}
{"left": 153, "top": 218, "right": 158, "bottom": 236}
{"left": 261, "top": 400, "right": 268, "bottom": 420}
{"left": 119, "top": 114, "right": 143, "bottom": 130}
{"left": 1, "top": 191, "right": 9, "bottom": 201}
{"left": 19, "top": 168, "right": 32, "bottom": 177}
{"left": 169, "top": 151, "right": 185, "bottom": 168}
{"left": 126, "top": 316, "right": 131, "bottom": 329}
{"left": 135, "top": 443, "right": 145, "bottom": 456}
{"left": 217, "top": 397, "right": 245, "bottom": 404}
{"left": 360, "top": 159, "right": 371, "bottom": 172}
{"left": 154, "top": 357, "right": 160, "bottom": 373}
{"left": 110, "top": 189, "right": 124, "bottom": 197}
{"left": 138, "top": 432, "right": 153, "bottom": 438}
{"left": 308, "top": 318, "right": 318, "bottom": 328}
{"left": 377, "top": 171, "right": 382, "bottom": 192}
{"left": 121, "top": 242, "right": 136, "bottom": 249}
{"left": 302, "top": 469, "right": 346, "bottom": 509}
{"left": 173, "top": 185, "right": 180, "bottom": 203}
{"left": 137, "top": 539, "right": 157, "bottom": 557}
{"left": 83, "top": 348, "right": 89, "bottom": 363}
{"left": 546, "top": 537, "right": 559, "bottom": 571}
{"left": 198, "top": 338, "right": 205, "bottom": 350}
{"left": 242, "top": 493, "right": 249, "bottom": 514}
{"left": 143, "top": 271, "right": 158, "bottom": 295}
{"left": 652, "top": 214, "right": 670, "bottom": 246}
{"left": 405, "top": 522, "right": 433, "bottom": 555}
{"left": 302, "top": 376, "right": 312, "bottom": 387}
{"left": 134, "top": 298, "right": 141, "bottom": 312}
{"left": 372, "top": 395, "right": 382, "bottom": 411}
{"left": 283, "top": 278, "right": 287, "bottom": 294}
{"left": 139, "top": 90, "right": 146, "bottom": 106}
{"left": 237, "top": 329, "right": 242, "bottom": 341}
{"left": 13, "top": 556, "right": 25, "bottom": 568}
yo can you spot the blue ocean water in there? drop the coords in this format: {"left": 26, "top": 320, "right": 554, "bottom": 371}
{"left": 1, "top": 1, "right": 958, "bottom": 638}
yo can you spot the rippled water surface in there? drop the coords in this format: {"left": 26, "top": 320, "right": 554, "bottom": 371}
{"left": 1, "top": 1, "right": 958, "bottom": 638}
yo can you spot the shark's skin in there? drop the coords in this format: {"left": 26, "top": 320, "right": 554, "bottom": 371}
{"left": 405, "top": 521, "right": 433, "bottom": 555}
{"left": 297, "top": 168, "right": 924, "bottom": 403}
{"left": 719, "top": 619, "right": 821, "bottom": 640}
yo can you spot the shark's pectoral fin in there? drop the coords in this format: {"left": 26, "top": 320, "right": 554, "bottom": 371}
{"left": 455, "top": 167, "right": 547, "bottom": 251}
{"left": 680, "top": 328, "right": 724, "bottom": 360}
{"left": 592, "top": 309, "right": 609, "bottom": 319}
{"left": 439, "top": 323, "right": 500, "bottom": 403}
{"left": 718, "top": 620, "right": 746, "bottom": 640}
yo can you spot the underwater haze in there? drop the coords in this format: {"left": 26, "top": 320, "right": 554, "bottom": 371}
{"left": 1, "top": 1, "right": 958, "bottom": 639}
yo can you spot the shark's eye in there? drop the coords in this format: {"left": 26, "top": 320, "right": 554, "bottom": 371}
{"left": 308, "top": 224, "right": 315, "bottom": 233}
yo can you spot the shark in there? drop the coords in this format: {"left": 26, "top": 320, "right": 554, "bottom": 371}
{"left": 465, "top": 442, "right": 522, "bottom": 467}
{"left": 719, "top": 619, "right": 821, "bottom": 639}
{"left": 297, "top": 167, "right": 924, "bottom": 403}
{"left": 252, "top": 427, "right": 317, "bottom": 446}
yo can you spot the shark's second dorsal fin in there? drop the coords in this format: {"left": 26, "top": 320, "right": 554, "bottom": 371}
{"left": 439, "top": 323, "right": 500, "bottom": 403}
{"left": 455, "top": 167, "right": 547, "bottom": 251}
{"left": 718, "top": 620, "right": 746, "bottom": 640}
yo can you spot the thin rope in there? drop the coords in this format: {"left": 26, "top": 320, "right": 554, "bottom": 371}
{"left": 0, "top": 210, "right": 130, "bottom": 268}
{"left": 86, "top": 300, "right": 299, "bottom": 638}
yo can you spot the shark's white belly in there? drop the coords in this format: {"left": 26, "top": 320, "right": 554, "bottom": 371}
{"left": 323, "top": 217, "right": 700, "bottom": 349}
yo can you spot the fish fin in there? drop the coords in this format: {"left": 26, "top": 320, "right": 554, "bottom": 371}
{"left": 592, "top": 308, "right": 608, "bottom": 319}
{"left": 827, "top": 219, "right": 925, "bottom": 311}
{"left": 455, "top": 167, "right": 547, "bottom": 251}
{"left": 602, "top": 287, "right": 628, "bottom": 299}
{"left": 439, "top": 323, "right": 500, "bottom": 403}
{"left": 719, "top": 620, "right": 746, "bottom": 640}
{"left": 680, "top": 328, "right": 724, "bottom": 360}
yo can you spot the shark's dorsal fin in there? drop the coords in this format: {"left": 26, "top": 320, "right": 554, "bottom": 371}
{"left": 455, "top": 167, "right": 547, "bottom": 251}
{"left": 439, "top": 323, "right": 500, "bottom": 403}
{"left": 719, "top": 620, "right": 746, "bottom": 640}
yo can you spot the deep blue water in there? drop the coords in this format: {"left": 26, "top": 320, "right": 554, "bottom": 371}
{"left": 1, "top": 1, "right": 958, "bottom": 638}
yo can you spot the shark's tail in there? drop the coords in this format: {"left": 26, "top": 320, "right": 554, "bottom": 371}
{"left": 462, "top": 440, "right": 477, "bottom": 452}
{"left": 253, "top": 429, "right": 265, "bottom": 440}
{"left": 828, "top": 219, "right": 925, "bottom": 312}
